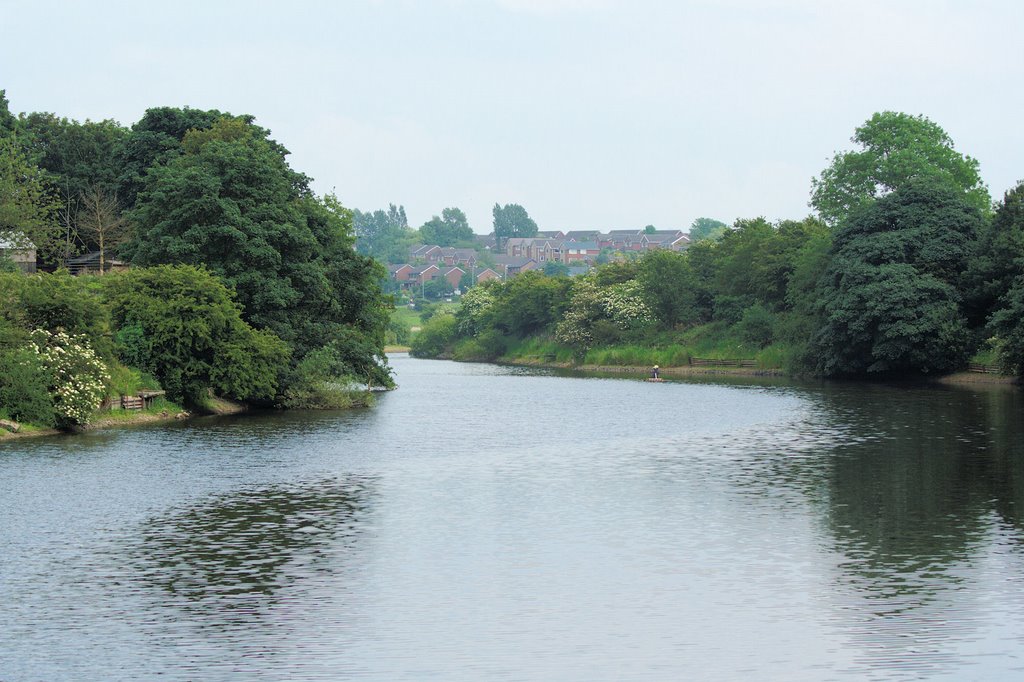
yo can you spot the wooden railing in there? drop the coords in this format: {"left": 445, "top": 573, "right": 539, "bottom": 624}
{"left": 689, "top": 357, "right": 759, "bottom": 368}
{"left": 967, "top": 363, "right": 1001, "bottom": 374}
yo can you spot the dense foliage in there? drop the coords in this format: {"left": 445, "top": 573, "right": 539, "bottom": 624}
{"left": 811, "top": 112, "right": 990, "bottom": 226}
{"left": 103, "top": 266, "right": 290, "bottom": 404}
{"left": 0, "top": 93, "right": 394, "bottom": 427}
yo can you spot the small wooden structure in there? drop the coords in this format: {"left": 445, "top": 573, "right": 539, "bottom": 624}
{"left": 118, "top": 390, "right": 166, "bottom": 410}
{"left": 689, "top": 357, "right": 759, "bottom": 368}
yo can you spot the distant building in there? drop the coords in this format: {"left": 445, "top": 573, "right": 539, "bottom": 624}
{"left": 65, "top": 251, "right": 128, "bottom": 276}
{"left": 0, "top": 234, "right": 37, "bottom": 273}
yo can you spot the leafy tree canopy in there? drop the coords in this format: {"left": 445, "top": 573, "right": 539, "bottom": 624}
{"left": 353, "top": 203, "right": 415, "bottom": 262}
{"left": 811, "top": 112, "right": 989, "bottom": 226}
{"left": 688, "top": 217, "right": 727, "bottom": 242}
{"left": 103, "top": 265, "right": 289, "bottom": 403}
{"left": 126, "top": 118, "right": 392, "bottom": 383}
{"left": 116, "top": 106, "right": 230, "bottom": 207}
{"left": 16, "top": 112, "right": 128, "bottom": 200}
{"left": 0, "top": 137, "right": 61, "bottom": 259}
{"left": 0, "top": 90, "right": 16, "bottom": 138}
{"left": 493, "top": 203, "right": 537, "bottom": 247}
{"left": 810, "top": 179, "right": 984, "bottom": 376}
{"left": 420, "top": 206, "right": 473, "bottom": 246}
{"left": 964, "top": 181, "right": 1024, "bottom": 325}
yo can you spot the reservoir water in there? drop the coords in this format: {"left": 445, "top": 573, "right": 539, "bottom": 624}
{"left": 2, "top": 355, "right": 1024, "bottom": 680}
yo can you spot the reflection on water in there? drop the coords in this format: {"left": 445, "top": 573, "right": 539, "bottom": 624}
{"left": 131, "top": 477, "right": 375, "bottom": 609}
{"left": 2, "top": 357, "right": 1024, "bottom": 680}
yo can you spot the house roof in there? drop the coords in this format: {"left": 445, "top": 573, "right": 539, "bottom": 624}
{"left": 536, "top": 230, "right": 566, "bottom": 239}
{"left": 493, "top": 255, "right": 536, "bottom": 268}
{"left": 606, "top": 229, "right": 642, "bottom": 236}
{"left": 564, "top": 230, "right": 601, "bottom": 240}
{"left": 387, "top": 263, "right": 413, "bottom": 274}
{"left": 566, "top": 241, "right": 599, "bottom": 250}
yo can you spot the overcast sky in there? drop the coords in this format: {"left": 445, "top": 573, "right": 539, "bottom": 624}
{"left": 2, "top": 0, "right": 1021, "bottom": 233}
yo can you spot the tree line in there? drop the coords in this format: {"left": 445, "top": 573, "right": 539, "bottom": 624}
{"left": 352, "top": 201, "right": 541, "bottom": 263}
{"left": 0, "top": 91, "right": 391, "bottom": 429}
{"left": 413, "top": 112, "right": 1024, "bottom": 378}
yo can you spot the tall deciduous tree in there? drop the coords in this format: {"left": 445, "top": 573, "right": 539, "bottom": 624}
{"left": 353, "top": 203, "right": 415, "bottom": 262}
{"left": 492, "top": 203, "right": 537, "bottom": 248}
{"left": 16, "top": 113, "right": 128, "bottom": 201}
{"left": 811, "top": 112, "right": 989, "bottom": 226}
{"left": 420, "top": 206, "right": 473, "bottom": 246}
{"left": 0, "top": 137, "right": 61, "bottom": 258}
{"left": 688, "top": 217, "right": 727, "bottom": 242}
{"left": 77, "top": 185, "right": 131, "bottom": 273}
{"left": 810, "top": 179, "right": 984, "bottom": 376}
{"left": 127, "top": 118, "right": 392, "bottom": 385}
{"left": 964, "top": 182, "right": 1024, "bottom": 326}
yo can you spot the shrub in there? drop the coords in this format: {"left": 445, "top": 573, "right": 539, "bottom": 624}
{"left": 103, "top": 265, "right": 290, "bottom": 404}
{"left": 0, "top": 345, "right": 56, "bottom": 427}
{"left": 410, "top": 313, "right": 457, "bottom": 358}
{"left": 736, "top": 304, "right": 776, "bottom": 348}
{"left": 29, "top": 329, "right": 110, "bottom": 428}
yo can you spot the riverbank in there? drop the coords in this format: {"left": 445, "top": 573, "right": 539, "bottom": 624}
{"left": 0, "top": 395, "right": 251, "bottom": 443}
{"left": 486, "top": 354, "right": 1019, "bottom": 387}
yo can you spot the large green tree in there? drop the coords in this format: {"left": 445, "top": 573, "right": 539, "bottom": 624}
{"left": 103, "top": 265, "right": 289, "bottom": 403}
{"left": 964, "top": 182, "right": 1024, "bottom": 326}
{"left": 637, "top": 249, "right": 701, "bottom": 328}
{"left": 17, "top": 113, "right": 128, "bottom": 201}
{"left": 688, "top": 217, "right": 727, "bottom": 242}
{"left": 810, "top": 179, "right": 984, "bottom": 376}
{"left": 353, "top": 203, "right": 415, "bottom": 262}
{"left": 419, "top": 207, "right": 473, "bottom": 246}
{"left": 492, "top": 203, "right": 537, "bottom": 248}
{"left": 811, "top": 112, "right": 989, "bottom": 226}
{"left": 116, "top": 106, "right": 227, "bottom": 208}
{"left": 0, "top": 137, "right": 61, "bottom": 258}
{"left": 126, "top": 118, "right": 392, "bottom": 384}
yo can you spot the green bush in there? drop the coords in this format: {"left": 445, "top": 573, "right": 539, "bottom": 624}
{"left": 102, "top": 265, "right": 290, "bottom": 404}
{"left": 410, "top": 313, "right": 457, "bottom": 358}
{"left": 0, "top": 345, "right": 56, "bottom": 427}
{"left": 736, "top": 304, "right": 776, "bottom": 348}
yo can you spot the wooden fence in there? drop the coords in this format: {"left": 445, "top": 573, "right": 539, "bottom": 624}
{"left": 967, "top": 363, "right": 1001, "bottom": 374}
{"left": 689, "top": 357, "right": 759, "bottom": 368}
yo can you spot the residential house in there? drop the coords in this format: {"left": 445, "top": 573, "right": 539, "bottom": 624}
{"left": 409, "top": 244, "right": 443, "bottom": 263}
{"left": 443, "top": 266, "right": 465, "bottom": 289}
{"left": 564, "top": 230, "right": 601, "bottom": 242}
{"left": 564, "top": 241, "right": 600, "bottom": 263}
{"left": 408, "top": 264, "right": 440, "bottom": 285}
{"left": 492, "top": 255, "right": 538, "bottom": 277}
{"left": 505, "top": 237, "right": 533, "bottom": 258}
{"left": 0, "top": 234, "right": 37, "bottom": 273}
{"left": 474, "top": 267, "right": 501, "bottom": 283}
{"left": 388, "top": 263, "right": 414, "bottom": 282}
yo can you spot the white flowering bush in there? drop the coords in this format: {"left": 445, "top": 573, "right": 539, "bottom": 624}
{"left": 601, "top": 280, "right": 654, "bottom": 330}
{"left": 28, "top": 329, "right": 110, "bottom": 428}
{"left": 456, "top": 284, "right": 497, "bottom": 337}
{"left": 556, "top": 277, "right": 654, "bottom": 352}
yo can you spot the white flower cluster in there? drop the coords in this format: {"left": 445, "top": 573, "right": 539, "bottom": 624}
{"left": 456, "top": 285, "right": 497, "bottom": 337}
{"left": 600, "top": 280, "right": 654, "bottom": 329}
{"left": 29, "top": 329, "right": 110, "bottom": 426}
{"left": 556, "top": 277, "right": 653, "bottom": 350}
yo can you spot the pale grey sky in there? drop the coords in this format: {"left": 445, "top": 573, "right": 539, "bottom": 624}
{"left": 2, "top": 0, "right": 1021, "bottom": 233}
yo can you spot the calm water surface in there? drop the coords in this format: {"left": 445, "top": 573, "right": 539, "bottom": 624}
{"left": 2, "top": 356, "right": 1024, "bottom": 680}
